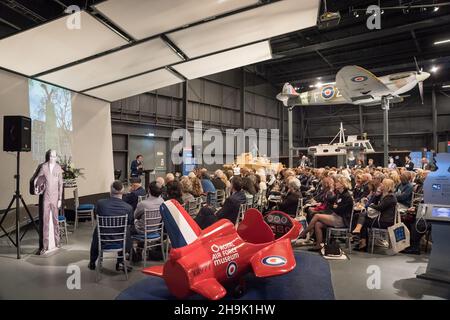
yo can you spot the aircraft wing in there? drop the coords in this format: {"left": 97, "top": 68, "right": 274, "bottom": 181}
{"left": 191, "top": 278, "right": 227, "bottom": 300}
{"left": 336, "top": 66, "right": 391, "bottom": 103}
{"left": 142, "top": 265, "right": 164, "bottom": 277}
{"left": 250, "top": 238, "right": 296, "bottom": 278}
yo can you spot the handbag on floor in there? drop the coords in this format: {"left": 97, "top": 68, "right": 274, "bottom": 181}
{"left": 388, "top": 210, "right": 410, "bottom": 254}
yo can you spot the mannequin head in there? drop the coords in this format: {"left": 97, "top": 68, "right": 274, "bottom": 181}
{"left": 45, "top": 149, "right": 57, "bottom": 164}
{"left": 389, "top": 157, "right": 394, "bottom": 164}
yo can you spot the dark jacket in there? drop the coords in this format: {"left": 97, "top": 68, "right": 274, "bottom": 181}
{"left": 229, "top": 190, "right": 247, "bottom": 205}
{"left": 212, "top": 177, "right": 226, "bottom": 190}
{"left": 96, "top": 197, "right": 133, "bottom": 237}
{"left": 370, "top": 193, "right": 397, "bottom": 225}
{"left": 405, "top": 161, "right": 415, "bottom": 171}
{"left": 195, "top": 206, "right": 218, "bottom": 229}
{"left": 279, "top": 191, "right": 301, "bottom": 217}
{"left": 123, "top": 187, "right": 146, "bottom": 211}
{"left": 353, "top": 183, "right": 370, "bottom": 202}
{"left": 215, "top": 197, "right": 241, "bottom": 225}
{"left": 396, "top": 182, "right": 413, "bottom": 206}
{"left": 333, "top": 189, "right": 354, "bottom": 228}
{"left": 130, "top": 160, "right": 143, "bottom": 177}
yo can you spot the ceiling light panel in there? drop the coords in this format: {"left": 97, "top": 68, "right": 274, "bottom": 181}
{"left": 167, "top": 0, "right": 320, "bottom": 58}
{"left": 84, "top": 68, "right": 182, "bottom": 102}
{"left": 172, "top": 41, "right": 272, "bottom": 80}
{"left": 94, "top": 0, "right": 259, "bottom": 40}
{"left": 38, "top": 38, "right": 183, "bottom": 91}
{"left": 0, "top": 11, "right": 128, "bottom": 76}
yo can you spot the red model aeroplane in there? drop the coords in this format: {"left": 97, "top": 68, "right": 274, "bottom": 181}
{"left": 142, "top": 200, "right": 302, "bottom": 300}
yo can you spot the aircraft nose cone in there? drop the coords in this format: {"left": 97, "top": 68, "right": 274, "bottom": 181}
{"left": 417, "top": 72, "right": 430, "bottom": 82}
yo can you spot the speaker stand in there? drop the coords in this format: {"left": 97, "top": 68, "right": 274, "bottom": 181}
{"left": 0, "top": 152, "right": 38, "bottom": 259}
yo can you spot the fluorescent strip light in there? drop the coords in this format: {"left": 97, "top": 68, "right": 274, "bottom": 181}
{"left": 434, "top": 39, "right": 450, "bottom": 45}
{"left": 442, "top": 84, "right": 450, "bottom": 89}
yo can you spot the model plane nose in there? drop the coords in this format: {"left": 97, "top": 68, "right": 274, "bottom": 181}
{"left": 417, "top": 72, "right": 430, "bottom": 82}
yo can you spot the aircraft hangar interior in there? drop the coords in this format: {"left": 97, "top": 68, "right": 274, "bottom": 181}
{"left": 0, "top": 0, "right": 450, "bottom": 308}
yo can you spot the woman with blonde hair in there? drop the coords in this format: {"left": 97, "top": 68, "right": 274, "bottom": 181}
{"left": 389, "top": 171, "right": 401, "bottom": 188}
{"left": 213, "top": 169, "right": 230, "bottom": 190}
{"left": 353, "top": 178, "right": 397, "bottom": 251}
{"left": 188, "top": 172, "right": 204, "bottom": 198}
{"left": 180, "top": 176, "right": 195, "bottom": 204}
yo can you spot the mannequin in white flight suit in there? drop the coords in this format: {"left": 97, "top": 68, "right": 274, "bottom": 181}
{"left": 34, "top": 150, "right": 63, "bottom": 254}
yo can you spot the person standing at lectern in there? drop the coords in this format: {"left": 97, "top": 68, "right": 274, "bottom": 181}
{"left": 404, "top": 155, "right": 415, "bottom": 171}
{"left": 34, "top": 149, "right": 63, "bottom": 255}
{"left": 130, "top": 155, "right": 144, "bottom": 177}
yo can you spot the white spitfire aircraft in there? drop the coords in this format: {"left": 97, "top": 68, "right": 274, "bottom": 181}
{"left": 276, "top": 61, "right": 430, "bottom": 107}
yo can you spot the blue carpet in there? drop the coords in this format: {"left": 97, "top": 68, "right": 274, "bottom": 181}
{"left": 116, "top": 251, "right": 334, "bottom": 300}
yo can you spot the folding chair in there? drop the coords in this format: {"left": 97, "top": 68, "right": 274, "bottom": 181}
{"left": 131, "top": 209, "right": 165, "bottom": 267}
{"left": 58, "top": 214, "right": 69, "bottom": 244}
{"left": 235, "top": 203, "right": 248, "bottom": 228}
{"left": 74, "top": 188, "right": 95, "bottom": 232}
{"left": 96, "top": 215, "right": 129, "bottom": 281}
{"left": 184, "top": 199, "right": 200, "bottom": 218}
{"left": 326, "top": 208, "right": 355, "bottom": 253}
{"left": 216, "top": 189, "right": 226, "bottom": 207}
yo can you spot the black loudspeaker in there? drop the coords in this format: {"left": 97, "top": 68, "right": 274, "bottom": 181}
{"left": 3, "top": 116, "right": 32, "bottom": 152}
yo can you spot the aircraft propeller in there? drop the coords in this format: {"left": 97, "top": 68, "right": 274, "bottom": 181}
{"left": 414, "top": 56, "right": 425, "bottom": 104}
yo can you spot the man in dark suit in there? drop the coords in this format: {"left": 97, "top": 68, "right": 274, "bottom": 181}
{"left": 405, "top": 155, "right": 415, "bottom": 171}
{"left": 88, "top": 181, "right": 133, "bottom": 272}
{"left": 130, "top": 155, "right": 144, "bottom": 177}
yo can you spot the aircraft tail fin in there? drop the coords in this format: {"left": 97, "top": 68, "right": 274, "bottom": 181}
{"left": 276, "top": 83, "right": 299, "bottom": 107}
{"left": 159, "top": 199, "right": 202, "bottom": 249}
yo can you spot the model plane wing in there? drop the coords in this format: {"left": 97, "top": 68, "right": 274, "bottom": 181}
{"left": 142, "top": 265, "right": 164, "bottom": 277}
{"left": 191, "top": 278, "right": 227, "bottom": 300}
{"left": 250, "top": 238, "right": 296, "bottom": 278}
{"left": 336, "top": 65, "right": 390, "bottom": 102}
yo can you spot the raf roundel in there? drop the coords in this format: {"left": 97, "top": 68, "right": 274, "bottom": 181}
{"left": 321, "top": 86, "right": 335, "bottom": 100}
{"left": 351, "top": 76, "right": 368, "bottom": 82}
{"left": 262, "top": 255, "right": 287, "bottom": 267}
{"left": 226, "top": 262, "right": 238, "bottom": 278}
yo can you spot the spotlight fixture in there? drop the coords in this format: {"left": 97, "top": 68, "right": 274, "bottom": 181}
{"left": 442, "top": 84, "right": 450, "bottom": 89}
{"left": 381, "top": 9, "right": 385, "bottom": 14}
{"left": 434, "top": 6, "right": 440, "bottom": 12}
{"left": 354, "top": 11, "right": 360, "bottom": 18}
{"left": 430, "top": 66, "right": 439, "bottom": 73}
{"left": 316, "top": 82, "right": 323, "bottom": 88}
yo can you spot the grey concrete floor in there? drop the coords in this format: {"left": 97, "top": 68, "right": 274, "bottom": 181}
{"left": 0, "top": 222, "right": 449, "bottom": 300}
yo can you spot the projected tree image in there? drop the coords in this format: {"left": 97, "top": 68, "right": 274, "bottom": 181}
{"left": 29, "top": 80, "right": 73, "bottom": 163}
